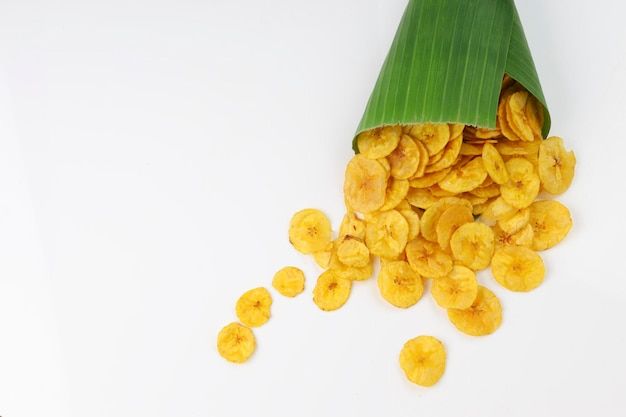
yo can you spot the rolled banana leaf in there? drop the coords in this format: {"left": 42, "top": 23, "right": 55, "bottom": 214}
{"left": 354, "top": 0, "right": 549, "bottom": 151}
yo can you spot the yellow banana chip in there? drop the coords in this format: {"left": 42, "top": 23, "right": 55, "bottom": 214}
{"left": 409, "top": 123, "right": 450, "bottom": 155}
{"left": 538, "top": 136, "right": 576, "bottom": 195}
{"left": 339, "top": 212, "right": 366, "bottom": 240}
{"left": 289, "top": 208, "right": 332, "bottom": 254}
{"left": 529, "top": 200, "right": 573, "bottom": 251}
{"left": 380, "top": 178, "right": 410, "bottom": 211}
{"left": 460, "top": 143, "right": 484, "bottom": 156}
{"left": 475, "top": 127, "right": 502, "bottom": 139}
{"left": 406, "top": 187, "right": 439, "bottom": 209}
{"left": 413, "top": 139, "right": 430, "bottom": 178}
{"left": 313, "top": 270, "right": 352, "bottom": 311}
{"left": 491, "top": 245, "right": 545, "bottom": 292}
{"left": 431, "top": 265, "right": 478, "bottom": 309}
{"left": 272, "top": 266, "right": 305, "bottom": 297}
{"left": 429, "top": 184, "right": 457, "bottom": 198}
{"left": 421, "top": 197, "right": 473, "bottom": 242}
{"left": 336, "top": 236, "right": 370, "bottom": 268}
{"left": 498, "top": 87, "right": 522, "bottom": 141}
{"left": 493, "top": 223, "right": 534, "bottom": 248}
{"left": 388, "top": 135, "right": 420, "bottom": 179}
{"left": 217, "top": 322, "right": 256, "bottom": 364}
{"left": 395, "top": 199, "right": 411, "bottom": 211}
{"left": 525, "top": 95, "right": 544, "bottom": 141}
{"left": 410, "top": 167, "right": 452, "bottom": 188}
{"left": 507, "top": 91, "right": 535, "bottom": 142}
{"left": 312, "top": 243, "right": 333, "bottom": 269}
{"left": 438, "top": 157, "right": 488, "bottom": 193}
{"left": 357, "top": 125, "right": 402, "bottom": 159}
{"left": 406, "top": 236, "right": 453, "bottom": 278}
{"left": 365, "top": 210, "right": 409, "bottom": 259}
{"left": 497, "top": 207, "right": 530, "bottom": 234}
{"left": 500, "top": 158, "right": 540, "bottom": 209}
{"left": 449, "top": 222, "right": 495, "bottom": 270}
{"left": 400, "top": 208, "right": 421, "bottom": 241}
{"left": 424, "top": 135, "right": 463, "bottom": 173}
{"left": 377, "top": 261, "right": 424, "bottom": 308}
{"left": 436, "top": 204, "right": 473, "bottom": 250}
{"left": 344, "top": 155, "right": 388, "bottom": 213}
{"left": 496, "top": 139, "right": 540, "bottom": 156}
{"left": 481, "top": 196, "right": 517, "bottom": 222}
{"left": 399, "top": 335, "right": 446, "bottom": 387}
{"left": 235, "top": 287, "right": 273, "bottom": 327}
{"left": 447, "top": 286, "right": 502, "bottom": 336}
{"left": 482, "top": 142, "right": 509, "bottom": 185}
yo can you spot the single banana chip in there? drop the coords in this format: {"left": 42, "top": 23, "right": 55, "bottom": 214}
{"left": 336, "top": 236, "right": 370, "bottom": 268}
{"left": 399, "top": 335, "right": 446, "bottom": 387}
{"left": 339, "top": 212, "right": 366, "bottom": 240}
{"left": 312, "top": 243, "right": 334, "bottom": 269}
{"left": 469, "top": 182, "right": 501, "bottom": 199}
{"left": 272, "top": 266, "right": 305, "bottom": 297}
{"left": 525, "top": 95, "right": 544, "bottom": 141}
{"left": 217, "top": 322, "right": 256, "bottom": 364}
{"left": 447, "top": 286, "right": 502, "bottom": 336}
{"left": 507, "top": 91, "right": 535, "bottom": 142}
{"left": 431, "top": 265, "right": 478, "bottom": 309}
{"left": 482, "top": 142, "right": 509, "bottom": 185}
{"left": 413, "top": 139, "right": 430, "bottom": 178}
{"left": 449, "top": 222, "right": 495, "bottom": 270}
{"left": 406, "top": 236, "right": 453, "bottom": 278}
{"left": 410, "top": 167, "right": 452, "bottom": 188}
{"left": 475, "top": 127, "right": 502, "bottom": 139}
{"left": 289, "top": 208, "right": 332, "bottom": 254}
{"left": 400, "top": 209, "right": 421, "bottom": 241}
{"left": 409, "top": 123, "right": 450, "bottom": 155}
{"left": 462, "top": 193, "right": 488, "bottom": 206}
{"left": 500, "top": 158, "right": 540, "bottom": 209}
{"left": 328, "top": 240, "right": 374, "bottom": 281}
{"left": 493, "top": 223, "right": 534, "bottom": 248}
{"left": 380, "top": 178, "right": 410, "bottom": 211}
{"left": 498, "top": 87, "right": 522, "bottom": 141}
{"left": 538, "top": 136, "right": 576, "bottom": 195}
{"left": 421, "top": 197, "right": 473, "bottom": 242}
{"left": 491, "top": 245, "right": 545, "bottom": 292}
{"left": 429, "top": 184, "right": 456, "bottom": 198}
{"left": 377, "top": 261, "right": 424, "bottom": 308}
{"left": 497, "top": 207, "right": 530, "bottom": 234}
{"left": 406, "top": 187, "right": 439, "bottom": 209}
{"left": 460, "top": 143, "right": 484, "bottom": 156}
{"left": 235, "top": 287, "right": 273, "bottom": 327}
{"left": 529, "top": 200, "right": 573, "bottom": 251}
{"left": 496, "top": 139, "right": 540, "bottom": 157}
{"left": 438, "top": 157, "right": 488, "bottom": 193}
{"left": 424, "top": 135, "right": 463, "bottom": 173}
{"left": 344, "top": 155, "right": 388, "bottom": 213}
{"left": 365, "top": 210, "right": 409, "bottom": 259}
{"left": 481, "top": 196, "right": 517, "bottom": 222}
{"left": 388, "top": 135, "right": 420, "bottom": 179}
{"left": 436, "top": 204, "right": 473, "bottom": 250}
{"left": 313, "top": 270, "right": 352, "bottom": 311}
{"left": 357, "top": 125, "right": 402, "bottom": 159}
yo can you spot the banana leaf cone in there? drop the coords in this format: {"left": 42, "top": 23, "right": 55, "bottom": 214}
{"left": 353, "top": 0, "right": 549, "bottom": 151}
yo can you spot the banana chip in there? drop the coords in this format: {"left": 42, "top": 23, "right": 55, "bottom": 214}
{"left": 217, "top": 322, "right": 256, "bottom": 364}
{"left": 460, "top": 143, "right": 484, "bottom": 156}
{"left": 496, "top": 139, "right": 540, "bottom": 157}
{"left": 399, "top": 335, "right": 446, "bottom": 387}
{"left": 339, "top": 212, "right": 366, "bottom": 240}
{"left": 272, "top": 266, "right": 305, "bottom": 297}
{"left": 482, "top": 142, "right": 509, "bottom": 185}
{"left": 357, "top": 125, "right": 402, "bottom": 159}
{"left": 289, "top": 208, "right": 332, "bottom": 254}
{"left": 538, "top": 136, "right": 576, "bottom": 194}
{"left": 507, "top": 91, "right": 535, "bottom": 142}
{"left": 312, "top": 243, "right": 333, "bottom": 269}
{"left": 336, "top": 236, "right": 370, "bottom": 268}
{"left": 377, "top": 261, "right": 424, "bottom": 308}
{"left": 409, "top": 123, "right": 450, "bottom": 155}
{"left": 400, "top": 208, "right": 421, "bottom": 241}
{"left": 447, "top": 286, "right": 502, "bottom": 336}
{"left": 424, "top": 135, "right": 463, "bottom": 173}
{"left": 410, "top": 167, "right": 452, "bottom": 188}
{"left": 500, "top": 158, "right": 540, "bottom": 209}
{"left": 525, "top": 95, "right": 544, "bottom": 141}
{"left": 449, "top": 222, "right": 495, "bottom": 270}
{"left": 436, "top": 204, "right": 473, "bottom": 250}
{"left": 380, "top": 178, "right": 410, "bottom": 211}
{"left": 438, "top": 157, "right": 488, "bottom": 193}
{"left": 498, "top": 86, "right": 523, "bottom": 141}
{"left": 491, "top": 245, "right": 545, "bottom": 292}
{"left": 413, "top": 139, "right": 430, "bottom": 178}
{"left": 406, "top": 187, "right": 439, "bottom": 209}
{"left": 431, "top": 265, "right": 478, "bottom": 309}
{"left": 493, "top": 223, "right": 534, "bottom": 248}
{"left": 497, "top": 207, "right": 530, "bottom": 234}
{"left": 344, "top": 155, "right": 388, "bottom": 213}
{"left": 406, "top": 236, "right": 453, "bottom": 278}
{"left": 421, "top": 197, "right": 473, "bottom": 242}
{"left": 236, "top": 287, "right": 273, "bottom": 327}
{"left": 529, "top": 200, "right": 573, "bottom": 251}
{"left": 365, "top": 210, "right": 409, "bottom": 259}
{"left": 313, "top": 270, "right": 352, "bottom": 311}
{"left": 481, "top": 196, "right": 517, "bottom": 222}
{"left": 388, "top": 135, "right": 420, "bottom": 179}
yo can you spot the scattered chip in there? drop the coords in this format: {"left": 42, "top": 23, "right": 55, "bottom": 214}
{"left": 431, "top": 265, "right": 478, "bottom": 309}
{"left": 312, "top": 243, "right": 333, "bottom": 269}
{"left": 379, "top": 178, "right": 410, "bottom": 211}
{"left": 313, "top": 270, "right": 352, "bottom": 311}
{"left": 336, "top": 236, "right": 371, "bottom": 268}
{"left": 365, "top": 210, "right": 409, "bottom": 259}
{"left": 538, "top": 136, "right": 576, "bottom": 194}
{"left": 377, "top": 261, "right": 424, "bottom": 308}
{"left": 217, "top": 322, "right": 256, "bottom": 364}
{"left": 438, "top": 157, "right": 488, "bottom": 193}
{"left": 493, "top": 223, "right": 534, "bottom": 248}
{"left": 449, "top": 222, "right": 495, "bottom": 270}
{"left": 344, "top": 155, "right": 388, "bottom": 213}
{"left": 399, "top": 335, "right": 446, "bottom": 387}
{"left": 497, "top": 207, "right": 530, "bottom": 234}
{"left": 420, "top": 197, "right": 472, "bottom": 242}
{"left": 272, "top": 266, "right": 305, "bottom": 297}
{"left": 481, "top": 196, "right": 517, "bottom": 222}
{"left": 388, "top": 135, "right": 420, "bottom": 179}
{"left": 289, "top": 208, "right": 332, "bottom": 254}
{"left": 436, "top": 204, "right": 473, "bottom": 250}
{"left": 339, "top": 212, "right": 366, "bottom": 240}
{"left": 491, "top": 245, "right": 545, "bottom": 292}
{"left": 406, "top": 236, "right": 453, "bottom": 278}
{"left": 357, "top": 125, "right": 402, "bottom": 159}
{"left": 425, "top": 135, "right": 463, "bottom": 173}
{"left": 500, "top": 158, "right": 540, "bottom": 209}
{"left": 447, "top": 286, "right": 502, "bottom": 336}
{"left": 235, "top": 287, "right": 273, "bottom": 327}
{"left": 409, "top": 123, "right": 450, "bottom": 155}
{"left": 482, "top": 142, "right": 509, "bottom": 185}
{"left": 529, "top": 200, "right": 573, "bottom": 251}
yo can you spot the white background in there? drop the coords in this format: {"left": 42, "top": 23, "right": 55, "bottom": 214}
{"left": 1, "top": 0, "right": 625, "bottom": 416}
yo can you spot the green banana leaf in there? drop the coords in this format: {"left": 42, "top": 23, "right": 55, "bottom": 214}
{"left": 354, "top": 0, "right": 549, "bottom": 151}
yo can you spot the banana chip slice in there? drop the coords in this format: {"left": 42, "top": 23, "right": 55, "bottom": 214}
{"left": 410, "top": 167, "right": 452, "bottom": 188}
{"left": 272, "top": 266, "right": 305, "bottom": 297}
{"left": 217, "top": 322, "right": 256, "bottom": 364}
{"left": 493, "top": 223, "right": 534, "bottom": 248}
{"left": 388, "top": 135, "right": 420, "bottom": 179}
{"left": 525, "top": 95, "right": 544, "bottom": 141}
{"left": 529, "top": 200, "right": 573, "bottom": 251}
{"left": 400, "top": 208, "right": 421, "bottom": 241}
{"left": 406, "top": 187, "right": 439, "bottom": 209}
{"left": 491, "top": 245, "right": 545, "bottom": 292}
{"left": 413, "top": 139, "right": 430, "bottom": 178}
{"left": 344, "top": 155, "right": 388, "bottom": 213}
{"left": 481, "top": 196, "right": 517, "bottom": 222}
{"left": 482, "top": 142, "right": 509, "bottom": 185}
{"left": 424, "top": 135, "right": 463, "bottom": 173}
{"left": 312, "top": 242, "right": 333, "bottom": 269}
{"left": 409, "top": 123, "right": 450, "bottom": 155}
{"left": 399, "top": 335, "right": 446, "bottom": 387}
{"left": 438, "top": 157, "right": 488, "bottom": 193}
{"left": 336, "top": 236, "right": 371, "bottom": 268}
{"left": 313, "top": 270, "right": 352, "bottom": 311}
{"left": 339, "top": 212, "right": 366, "bottom": 240}
{"left": 497, "top": 207, "right": 530, "bottom": 234}
{"left": 447, "top": 286, "right": 502, "bottom": 336}
{"left": 436, "top": 204, "right": 473, "bottom": 250}
{"left": 365, "top": 210, "right": 409, "bottom": 259}
{"left": 236, "top": 287, "right": 273, "bottom": 327}
{"left": 449, "top": 222, "right": 495, "bottom": 270}
{"left": 498, "top": 87, "right": 522, "bottom": 141}
{"left": 377, "top": 261, "right": 424, "bottom": 308}
{"left": 406, "top": 236, "right": 453, "bottom": 278}
{"left": 421, "top": 197, "right": 473, "bottom": 242}
{"left": 289, "top": 208, "right": 332, "bottom": 254}
{"left": 431, "top": 265, "right": 478, "bottom": 309}
{"left": 380, "top": 178, "right": 410, "bottom": 211}
{"left": 500, "top": 158, "right": 540, "bottom": 209}
{"left": 507, "top": 91, "right": 535, "bottom": 142}
{"left": 357, "top": 126, "right": 402, "bottom": 159}
{"left": 538, "top": 136, "right": 576, "bottom": 194}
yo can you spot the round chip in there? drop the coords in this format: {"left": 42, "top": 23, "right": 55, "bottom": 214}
{"left": 235, "top": 287, "right": 273, "bottom": 327}
{"left": 493, "top": 223, "right": 534, "bottom": 248}
{"left": 498, "top": 87, "right": 522, "bottom": 141}
{"left": 365, "top": 210, "right": 409, "bottom": 259}
{"left": 289, "top": 208, "right": 332, "bottom": 254}
{"left": 377, "top": 261, "right": 424, "bottom": 308}
{"left": 497, "top": 207, "right": 530, "bottom": 234}
{"left": 481, "top": 196, "right": 517, "bottom": 222}
{"left": 482, "top": 142, "right": 509, "bottom": 185}
{"left": 469, "top": 182, "right": 500, "bottom": 199}
{"left": 529, "top": 200, "right": 573, "bottom": 251}
{"left": 447, "top": 286, "right": 502, "bottom": 336}
{"left": 357, "top": 125, "right": 402, "bottom": 159}
{"left": 421, "top": 197, "right": 473, "bottom": 242}
{"left": 380, "top": 178, "right": 410, "bottom": 211}
{"left": 336, "top": 236, "right": 370, "bottom": 268}
{"left": 410, "top": 167, "right": 452, "bottom": 188}
{"left": 388, "top": 135, "right": 420, "bottom": 179}
{"left": 406, "top": 236, "right": 453, "bottom": 278}
{"left": 339, "top": 212, "right": 366, "bottom": 240}
{"left": 438, "top": 157, "right": 488, "bottom": 193}
{"left": 413, "top": 139, "right": 430, "bottom": 178}
{"left": 400, "top": 208, "right": 421, "bottom": 241}
{"left": 431, "top": 265, "right": 478, "bottom": 309}
{"left": 424, "top": 135, "right": 463, "bottom": 173}
{"left": 313, "top": 270, "right": 352, "bottom": 311}
{"left": 217, "top": 322, "right": 256, "bottom": 364}
{"left": 312, "top": 243, "right": 333, "bottom": 269}
{"left": 491, "top": 245, "right": 545, "bottom": 292}
{"left": 449, "top": 222, "right": 495, "bottom": 270}
{"left": 500, "top": 158, "right": 540, "bottom": 209}
{"left": 272, "top": 266, "right": 305, "bottom": 297}
{"left": 507, "top": 91, "right": 535, "bottom": 142}
{"left": 409, "top": 123, "right": 450, "bottom": 155}
{"left": 399, "top": 336, "right": 446, "bottom": 387}
{"left": 344, "top": 155, "right": 388, "bottom": 213}
{"left": 538, "top": 136, "right": 576, "bottom": 195}
{"left": 406, "top": 187, "right": 439, "bottom": 209}
{"left": 435, "top": 204, "right": 473, "bottom": 250}
{"left": 496, "top": 139, "right": 540, "bottom": 157}
{"left": 525, "top": 95, "right": 544, "bottom": 141}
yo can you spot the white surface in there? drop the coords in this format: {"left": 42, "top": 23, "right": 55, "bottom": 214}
{"left": 1, "top": 0, "right": 625, "bottom": 416}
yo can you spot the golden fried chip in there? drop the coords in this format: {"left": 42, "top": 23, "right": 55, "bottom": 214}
{"left": 378, "top": 157, "right": 391, "bottom": 174}
{"left": 497, "top": 207, "right": 530, "bottom": 234}
{"left": 344, "top": 155, "right": 388, "bottom": 213}
{"left": 431, "top": 265, "right": 478, "bottom": 309}
{"left": 406, "top": 236, "right": 453, "bottom": 278}
{"left": 491, "top": 245, "right": 545, "bottom": 292}
{"left": 472, "top": 200, "right": 492, "bottom": 216}
{"left": 413, "top": 139, "right": 430, "bottom": 178}
{"left": 429, "top": 184, "right": 456, "bottom": 198}
{"left": 406, "top": 187, "right": 439, "bottom": 209}
{"left": 438, "top": 157, "right": 488, "bottom": 193}
{"left": 447, "top": 286, "right": 502, "bottom": 336}
{"left": 388, "top": 135, "right": 420, "bottom": 179}
{"left": 498, "top": 87, "right": 522, "bottom": 141}
{"left": 312, "top": 243, "right": 333, "bottom": 269}
{"left": 525, "top": 95, "right": 544, "bottom": 141}
{"left": 409, "top": 123, "right": 450, "bottom": 155}
{"left": 507, "top": 91, "right": 535, "bottom": 142}
{"left": 462, "top": 193, "right": 488, "bottom": 206}
{"left": 420, "top": 197, "right": 473, "bottom": 242}
{"left": 378, "top": 261, "right": 424, "bottom": 308}
{"left": 500, "top": 158, "right": 540, "bottom": 209}
{"left": 336, "top": 236, "right": 370, "bottom": 268}
{"left": 481, "top": 196, "right": 517, "bottom": 222}
{"left": 272, "top": 266, "right": 305, "bottom": 297}
{"left": 399, "top": 336, "right": 446, "bottom": 387}
{"left": 365, "top": 210, "right": 409, "bottom": 259}
{"left": 313, "top": 270, "right": 352, "bottom": 311}
{"left": 400, "top": 209, "right": 421, "bottom": 241}
{"left": 217, "top": 322, "right": 256, "bottom": 364}
{"left": 436, "top": 204, "right": 473, "bottom": 250}
{"left": 493, "top": 223, "right": 534, "bottom": 248}
{"left": 235, "top": 287, "right": 272, "bottom": 327}
{"left": 449, "top": 222, "right": 495, "bottom": 270}
{"left": 469, "top": 183, "right": 501, "bottom": 199}
{"left": 538, "top": 136, "right": 576, "bottom": 195}
{"left": 357, "top": 126, "right": 402, "bottom": 159}
{"left": 482, "top": 142, "right": 509, "bottom": 185}
{"left": 529, "top": 200, "right": 573, "bottom": 251}
{"left": 289, "top": 208, "right": 332, "bottom": 254}
{"left": 424, "top": 135, "right": 463, "bottom": 173}
{"left": 380, "top": 178, "right": 410, "bottom": 211}
{"left": 409, "top": 167, "right": 452, "bottom": 188}
{"left": 460, "top": 143, "right": 484, "bottom": 156}
{"left": 475, "top": 127, "right": 502, "bottom": 139}
{"left": 339, "top": 212, "right": 366, "bottom": 240}
{"left": 496, "top": 139, "right": 540, "bottom": 157}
